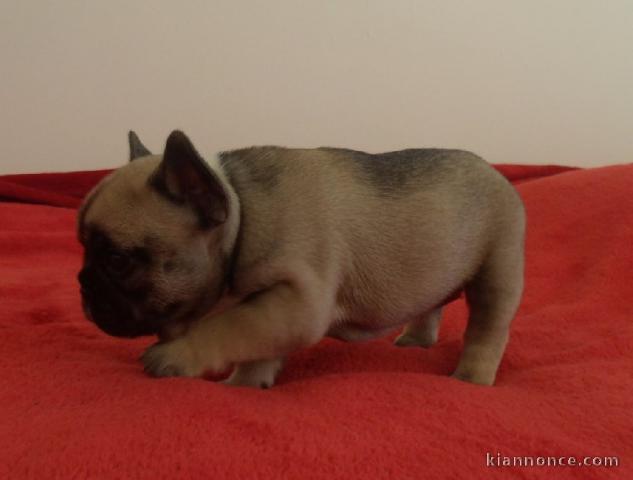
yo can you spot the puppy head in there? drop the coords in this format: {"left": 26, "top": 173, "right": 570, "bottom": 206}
{"left": 77, "top": 130, "right": 236, "bottom": 338}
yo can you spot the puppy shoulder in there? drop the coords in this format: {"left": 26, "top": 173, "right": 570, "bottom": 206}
{"left": 217, "top": 146, "right": 290, "bottom": 192}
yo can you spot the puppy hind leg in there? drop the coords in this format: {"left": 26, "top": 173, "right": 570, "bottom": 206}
{"left": 453, "top": 242, "right": 524, "bottom": 386}
{"left": 223, "top": 357, "right": 285, "bottom": 389}
{"left": 394, "top": 307, "right": 442, "bottom": 348}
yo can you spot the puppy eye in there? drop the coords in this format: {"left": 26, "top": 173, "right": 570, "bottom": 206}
{"left": 106, "top": 251, "right": 130, "bottom": 274}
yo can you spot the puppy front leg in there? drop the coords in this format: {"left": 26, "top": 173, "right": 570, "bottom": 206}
{"left": 141, "top": 282, "right": 327, "bottom": 383}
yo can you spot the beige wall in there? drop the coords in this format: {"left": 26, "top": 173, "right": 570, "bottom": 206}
{"left": 1, "top": 1, "right": 632, "bottom": 174}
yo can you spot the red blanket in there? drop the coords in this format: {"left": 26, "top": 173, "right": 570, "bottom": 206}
{"left": 1, "top": 163, "right": 631, "bottom": 479}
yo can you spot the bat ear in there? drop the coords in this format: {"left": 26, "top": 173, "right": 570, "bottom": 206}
{"left": 128, "top": 131, "right": 152, "bottom": 161}
{"left": 150, "top": 130, "right": 228, "bottom": 229}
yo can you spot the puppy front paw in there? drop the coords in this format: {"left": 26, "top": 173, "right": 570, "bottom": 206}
{"left": 141, "top": 338, "right": 202, "bottom": 378}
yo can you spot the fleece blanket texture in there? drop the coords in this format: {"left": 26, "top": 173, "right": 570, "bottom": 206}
{"left": 0, "top": 163, "right": 631, "bottom": 479}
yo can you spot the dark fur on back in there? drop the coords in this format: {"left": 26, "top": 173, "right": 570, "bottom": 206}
{"left": 221, "top": 146, "right": 482, "bottom": 197}
{"left": 320, "top": 147, "right": 481, "bottom": 196}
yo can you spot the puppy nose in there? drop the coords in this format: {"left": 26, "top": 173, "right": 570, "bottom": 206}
{"left": 77, "top": 268, "right": 90, "bottom": 287}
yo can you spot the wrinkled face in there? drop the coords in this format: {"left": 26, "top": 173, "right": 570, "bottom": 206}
{"left": 78, "top": 230, "right": 219, "bottom": 337}
{"left": 78, "top": 132, "right": 230, "bottom": 338}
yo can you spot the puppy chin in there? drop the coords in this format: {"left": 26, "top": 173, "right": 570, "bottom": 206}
{"left": 93, "top": 315, "right": 157, "bottom": 338}
{"left": 82, "top": 299, "right": 157, "bottom": 338}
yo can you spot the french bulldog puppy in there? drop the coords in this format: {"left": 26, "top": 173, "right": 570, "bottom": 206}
{"left": 78, "top": 130, "right": 525, "bottom": 388}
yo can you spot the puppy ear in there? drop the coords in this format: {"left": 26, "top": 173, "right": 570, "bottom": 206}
{"left": 151, "top": 130, "right": 228, "bottom": 228}
{"left": 128, "top": 131, "right": 152, "bottom": 161}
